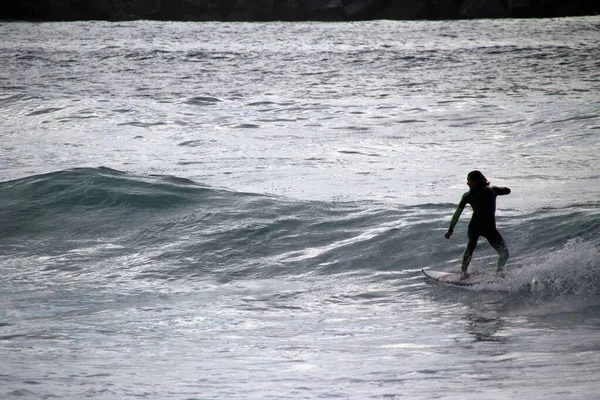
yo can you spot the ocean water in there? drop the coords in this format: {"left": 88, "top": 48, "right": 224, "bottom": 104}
{"left": 1, "top": 17, "right": 600, "bottom": 399}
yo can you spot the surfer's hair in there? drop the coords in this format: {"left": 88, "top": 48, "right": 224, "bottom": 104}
{"left": 468, "top": 170, "right": 490, "bottom": 187}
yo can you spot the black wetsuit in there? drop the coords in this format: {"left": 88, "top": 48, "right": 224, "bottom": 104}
{"left": 449, "top": 185, "right": 511, "bottom": 272}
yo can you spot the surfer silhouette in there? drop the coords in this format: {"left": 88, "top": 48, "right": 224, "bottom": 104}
{"left": 444, "top": 171, "right": 510, "bottom": 280}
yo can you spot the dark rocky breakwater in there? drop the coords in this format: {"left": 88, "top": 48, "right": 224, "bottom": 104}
{"left": 0, "top": 0, "right": 597, "bottom": 22}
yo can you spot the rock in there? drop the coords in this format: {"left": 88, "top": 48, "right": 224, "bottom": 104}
{"left": 182, "top": 0, "right": 207, "bottom": 20}
{"left": 304, "top": 0, "right": 343, "bottom": 11}
{"left": 73, "top": 0, "right": 117, "bottom": 20}
{"left": 274, "top": 0, "right": 307, "bottom": 20}
{"left": 430, "top": 0, "right": 462, "bottom": 18}
{"left": 127, "top": 0, "right": 162, "bottom": 18}
{"left": 304, "top": 0, "right": 345, "bottom": 20}
{"left": 0, "top": 0, "right": 597, "bottom": 21}
{"left": 343, "top": 0, "right": 385, "bottom": 20}
{"left": 226, "top": 0, "right": 276, "bottom": 20}
{"left": 20, "top": 0, "right": 103, "bottom": 21}
{"left": 153, "top": 0, "right": 186, "bottom": 20}
{"left": 182, "top": 0, "right": 225, "bottom": 21}
{"left": 203, "top": 0, "right": 229, "bottom": 19}
{"left": 251, "top": 0, "right": 275, "bottom": 20}
{"left": 44, "top": 0, "right": 88, "bottom": 20}
{"left": 227, "top": 0, "right": 255, "bottom": 20}
{"left": 549, "top": 0, "right": 593, "bottom": 17}
{"left": 374, "top": 0, "right": 429, "bottom": 20}
{"left": 459, "top": 0, "right": 509, "bottom": 18}
{"left": 505, "top": 0, "right": 533, "bottom": 17}
{"left": 227, "top": 9, "right": 256, "bottom": 20}
{"left": 9, "top": 0, "right": 48, "bottom": 20}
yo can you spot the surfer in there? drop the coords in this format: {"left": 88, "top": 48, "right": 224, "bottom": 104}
{"left": 444, "top": 170, "right": 511, "bottom": 280}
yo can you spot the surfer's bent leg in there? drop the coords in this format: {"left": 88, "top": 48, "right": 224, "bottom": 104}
{"left": 487, "top": 230, "right": 509, "bottom": 272}
{"left": 462, "top": 231, "right": 478, "bottom": 277}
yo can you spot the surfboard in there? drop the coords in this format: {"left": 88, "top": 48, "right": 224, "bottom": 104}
{"left": 421, "top": 269, "right": 503, "bottom": 287}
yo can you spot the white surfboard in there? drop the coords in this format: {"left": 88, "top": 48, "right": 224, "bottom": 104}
{"left": 422, "top": 269, "right": 504, "bottom": 287}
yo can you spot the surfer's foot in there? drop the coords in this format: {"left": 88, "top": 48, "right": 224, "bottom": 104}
{"left": 496, "top": 269, "right": 506, "bottom": 278}
{"left": 460, "top": 271, "right": 470, "bottom": 280}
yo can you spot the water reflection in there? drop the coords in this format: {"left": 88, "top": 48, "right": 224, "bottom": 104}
{"left": 464, "top": 312, "right": 507, "bottom": 343}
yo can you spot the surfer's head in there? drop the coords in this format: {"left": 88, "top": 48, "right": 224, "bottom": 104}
{"left": 467, "top": 170, "right": 489, "bottom": 189}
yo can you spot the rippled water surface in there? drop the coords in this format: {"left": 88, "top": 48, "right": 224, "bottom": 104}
{"left": 1, "top": 17, "right": 600, "bottom": 399}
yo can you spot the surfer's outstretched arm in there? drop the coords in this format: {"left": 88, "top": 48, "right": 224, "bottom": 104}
{"left": 445, "top": 195, "right": 467, "bottom": 239}
{"left": 493, "top": 186, "right": 511, "bottom": 196}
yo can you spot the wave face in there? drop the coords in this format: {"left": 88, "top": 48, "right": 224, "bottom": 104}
{"left": 2, "top": 167, "right": 598, "bottom": 301}
{"left": 1, "top": 170, "right": 599, "bottom": 400}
